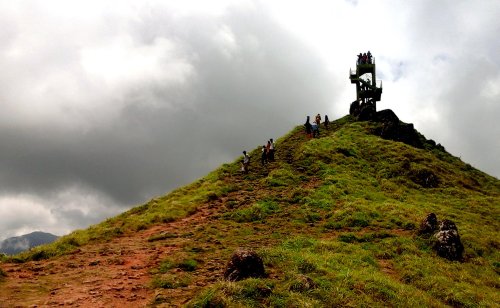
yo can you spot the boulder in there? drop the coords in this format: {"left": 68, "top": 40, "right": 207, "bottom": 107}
{"left": 349, "top": 101, "right": 376, "bottom": 121}
{"left": 418, "top": 213, "right": 438, "bottom": 236}
{"left": 375, "top": 109, "right": 399, "bottom": 124}
{"left": 374, "top": 121, "right": 424, "bottom": 148}
{"left": 349, "top": 100, "right": 360, "bottom": 116}
{"left": 434, "top": 220, "right": 464, "bottom": 261}
{"left": 224, "top": 249, "right": 266, "bottom": 281}
{"left": 357, "top": 104, "right": 376, "bottom": 121}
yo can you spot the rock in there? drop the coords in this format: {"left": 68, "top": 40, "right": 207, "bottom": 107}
{"left": 357, "top": 104, "right": 376, "bottom": 121}
{"left": 368, "top": 109, "right": 425, "bottom": 148}
{"left": 418, "top": 213, "right": 438, "bottom": 236}
{"left": 224, "top": 249, "right": 266, "bottom": 281}
{"left": 349, "top": 100, "right": 360, "bottom": 116}
{"left": 375, "top": 109, "right": 399, "bottom": 124}
{"left": 349, "top": 101, "right": 376, "bottom": 121}
{"left": 434, "top": 220, "right": 464, "bottom": 261}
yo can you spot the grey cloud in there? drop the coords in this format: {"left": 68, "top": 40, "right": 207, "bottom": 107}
{"left": 0, "top": 3, "right": 337, "bottom": 238}
{"left": 402, "top": 0, "right": 500, "bottom": 177}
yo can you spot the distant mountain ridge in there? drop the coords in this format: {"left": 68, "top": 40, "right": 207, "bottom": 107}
{"left": 0, "top": 231, "right": 59, "bottom": 255}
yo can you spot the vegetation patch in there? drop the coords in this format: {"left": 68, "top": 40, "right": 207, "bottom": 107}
{"left": 223, "top": 200, "right": 281, "bottom": 222}
{"left": 151, "top": 273, "right": 192, "bottom": 289}
{"left": 265, "top": 168, "right": 300, "bottom": 187}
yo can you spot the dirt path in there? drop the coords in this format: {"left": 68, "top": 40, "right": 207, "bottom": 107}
{"left": 0, "top": 202, "right": 218, "bottom": 307}
{"left": 0, "top": 129, "right": 325, "bottom": 307}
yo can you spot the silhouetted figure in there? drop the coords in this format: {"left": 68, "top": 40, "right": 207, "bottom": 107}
{"left": 269, "top": 138, "right": 275, "bottom": 161}
{"left": 324, "top": 115, "right": 329, "bottom": 130}
{"left": 367, "top": 51, "right": 372, "bottom": 64}
{"left": 304, "top": 116, "right": 312, "bottom": 137}
{"left": 261, "top": 145, "right": 267, "bottom": 165}
{"left": 312, "top": 122, "right": 319, "bottom": 138}
{"left": 242, "top": 151, "right": 250, "bottom": 173}
{"left": 357, "top": 53, "right": 363, "bottom": 65}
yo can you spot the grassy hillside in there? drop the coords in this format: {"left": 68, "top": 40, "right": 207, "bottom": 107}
{"left": 2, "top": 115, "right": 499, "bottom": 307}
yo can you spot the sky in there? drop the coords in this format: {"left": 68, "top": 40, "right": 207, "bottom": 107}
{"left": 0, "top": 0, "right": 499, "bottom": 241}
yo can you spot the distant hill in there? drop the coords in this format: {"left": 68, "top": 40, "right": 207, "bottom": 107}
{"left": 0, "top": 113, "right": 498, "bottom": 307}
{"left": 0, "top": 231, "right": 59, "bottom": 255}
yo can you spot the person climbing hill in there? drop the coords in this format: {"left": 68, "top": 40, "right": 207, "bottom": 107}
{"left": 313, "top": 114, "right": 321, "bottom": 137}
{"left": 261, "top": 145, "right": 267, "bottom": 165}
{"left": 242, "top": 151, "right": 250, "bottom": 174}
{"left": 269, "top": 138, "right": 275, "bottom": 161}
{"left": 304, "top": 116, "right": 312, "bottom": 137}
{"left": 312, "top": 121, "right": 318, "bottom": 138}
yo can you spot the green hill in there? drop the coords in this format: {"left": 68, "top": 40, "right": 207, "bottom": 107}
{"left": 1, "top": 114, "right": 499, "bottom": 307}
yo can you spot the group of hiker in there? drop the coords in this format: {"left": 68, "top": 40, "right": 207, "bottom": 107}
{"left": 241, "top": 113, "right": 330, "bottom": 173}
{"left": 261, "top": 138, "right": 275, "bottom": 165}
{"left": 304, "top": 114, "right": 329, "bottom": 138}
{"left": 357, "top": 51, "right": 373, "bottom": 65}
{"left": 241, "top": 138, "right": 275, "bottom": 174}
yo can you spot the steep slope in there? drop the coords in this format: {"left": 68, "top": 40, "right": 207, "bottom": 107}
{"left": 0, "top": 232, "right": 59, "bottom": 255}
{"left": 0, "top": 115, "right": 499, "bottom": 307}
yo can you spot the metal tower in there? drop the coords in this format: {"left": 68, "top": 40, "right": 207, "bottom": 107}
{"left": 349, "top": 53, "right": 382, "bottom": 115}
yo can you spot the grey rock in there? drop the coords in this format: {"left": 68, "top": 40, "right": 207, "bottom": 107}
{"left": 224, "top": 249, "right": 266, "bottom": 281}
{"left": 434, "top": 220, "right": 464, "bottom": 261}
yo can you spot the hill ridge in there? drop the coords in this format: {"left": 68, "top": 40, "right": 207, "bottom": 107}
{"left": 1, "top": 114, "right": 499, "bottom": 307}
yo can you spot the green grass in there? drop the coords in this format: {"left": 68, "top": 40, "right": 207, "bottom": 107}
{"left": 4, "top": 115, "right": 499, "bottom": 307}
{"left": 151, "top": 273, "right": 192, "bottom": 289}
{"left": 223, "top": 199, "right": 281, "bottom": 222}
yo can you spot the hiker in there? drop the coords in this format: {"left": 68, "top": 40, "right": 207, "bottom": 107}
{"left": 357, "top": 53, "right": 363, "bottom": 65}
{"left": 324, "top": 115, "right": 329, "bottom": 130}
{"left": 314, "top": 114, "right": 321, "bottom": 137}
{"left": 269, "top": 138, "right": 275, "bottom": 161}
{"left": 261, "top": 145, "right": 268, "bottom": 165}
{"left": 312, "top": 121, "right": 319, "bottom": 138}
{"left": 304, "top": 116, "right": 312, "bottom": 137}
{"left": 315, "top": 113, "right": 321, "bottom": 126}
{"left": 367, "top": 51, "right": 372, "bottom": 64}
{"left": 242, "top": 151, "right": 250, "bottom": 173}
{"left": 362, "top": 53, "right": 367, "bottom": 64}
{"left": 266, "top": 140, "right": 271, "bottom": 160}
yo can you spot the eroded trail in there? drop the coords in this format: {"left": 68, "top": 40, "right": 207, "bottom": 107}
{"left": 0, "top": 129, "right": 320, "bottom": 307}
{"left": 0, "top": 202, "right": 219, "bottom": 307}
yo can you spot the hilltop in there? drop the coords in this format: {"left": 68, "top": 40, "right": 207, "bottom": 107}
{"left": 0, "top": 232, "right": 59, "bottom": 255}
{"left": 1, "top": 114, "right": 499, "bottom": 307}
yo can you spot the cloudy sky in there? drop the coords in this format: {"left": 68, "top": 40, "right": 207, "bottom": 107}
{"left": 1, "top": 0, "right": 499, "bottom": 240}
